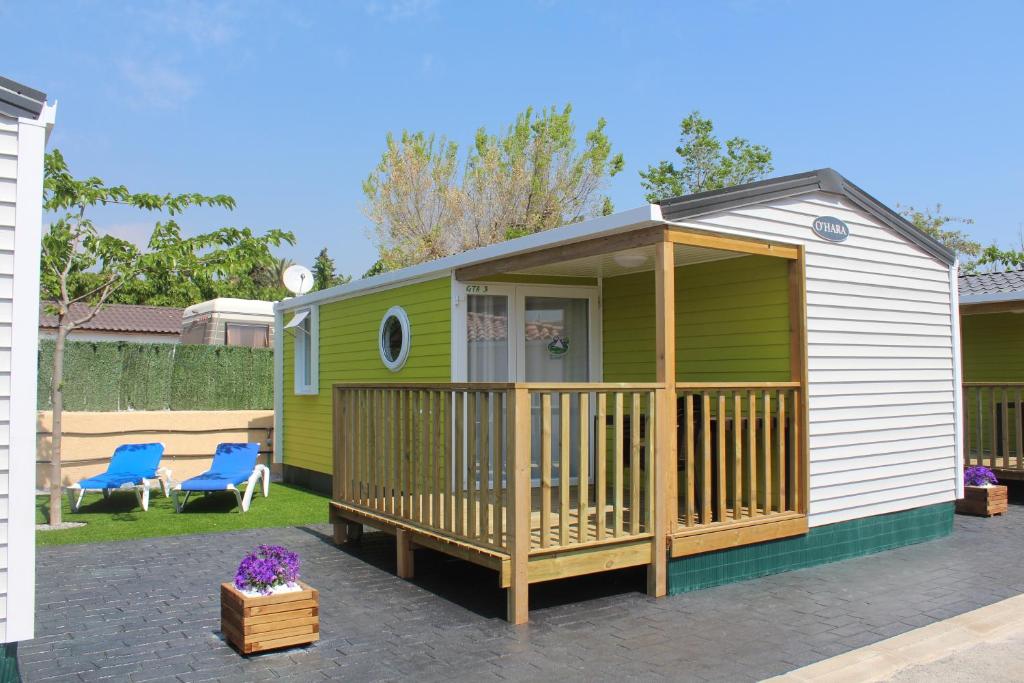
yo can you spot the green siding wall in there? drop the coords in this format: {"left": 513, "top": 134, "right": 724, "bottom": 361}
{"left": 603, "top": 255, "right": 791, "bottom": 382}
{"left": 282, "top": 277, "right": 452, "bottom": 474}
{"left": 668, "top": 503, "right": 953, "bottom": 594}
{"left": 961, "top": 312, "right": 1024, "bottom": 456}
{"left": 962, "top": 312, "right": 1024, "bottom": 382}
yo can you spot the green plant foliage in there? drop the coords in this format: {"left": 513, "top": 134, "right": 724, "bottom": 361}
{"left": 37, "top": 340, "right": 273, "bottom": 411}
{"left": 640, "top": 111, "right": 773, "bottom": 202}
{"left": 898, "top": 203, "right": 981, "bottom": 260}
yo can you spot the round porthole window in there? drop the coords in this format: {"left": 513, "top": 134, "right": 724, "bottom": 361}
{"left": 379, "top": 306, "right": 411, "bottom": 371}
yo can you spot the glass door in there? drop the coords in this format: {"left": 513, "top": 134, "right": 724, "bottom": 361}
{"left": 519, "top": 294, "right": 595, "bottom": 483}
{"left": 466, "top": 293, "right": 511, "bottom": 382}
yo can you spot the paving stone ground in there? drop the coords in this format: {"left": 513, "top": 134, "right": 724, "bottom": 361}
{"left": 20, "top": 504, "right": 1024, "bottom": 682}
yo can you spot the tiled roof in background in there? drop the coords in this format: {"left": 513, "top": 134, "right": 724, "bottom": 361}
{"left": 39, "top": 303, "right": 184, "bottom": 334}
{"left": 959, "top": 269, "right": 1024, "bottom": 298}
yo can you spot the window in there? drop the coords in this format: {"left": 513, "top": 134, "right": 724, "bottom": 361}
{"left": 225, "top": 323, "right": 270, "bottom": 348}
{"left": 286, "top": 307, "right": 318, "bottom": 394}
{"left": 180, "top": 320, "right": 208, "bottom": 345}
{"left": 379, "top": 306, "right": 411, "bottom": 371}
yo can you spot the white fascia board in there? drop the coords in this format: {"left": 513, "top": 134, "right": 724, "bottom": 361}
{"left": 950, "top": 262, "right": 964, "bottom": 499}
{"left": 274, "top": 204, "right": 663, "bottom": 313}
{"left": 959, "top": 291, "right": 1024, "bottom": 306}
{"left": 8, "top": 109, "right": 50, "bottom": 643}
{"left": 273, "top": 308, "right": 283, "bottom": 464}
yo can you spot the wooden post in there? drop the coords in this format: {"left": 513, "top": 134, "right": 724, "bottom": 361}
{"left": 788, "top": 251, "right": 810, "bottom": 515}
{"left": 396, "top": 528, "right": 415, "bottom": 579}
{"left": 507, "top": 386, "right": 531, "bottom": 624}
{"left": 648, "top": 238, "right": 675, "bottom": 598}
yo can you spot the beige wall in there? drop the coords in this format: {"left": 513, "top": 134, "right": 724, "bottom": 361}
{"left": 36, "top": 410, "right": 274, "bottom": 488}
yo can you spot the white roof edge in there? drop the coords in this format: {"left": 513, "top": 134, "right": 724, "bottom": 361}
{"left": 275, "top": 204, "right": 663, "bottom": 312}
{"left": 960, "top": 291, "right": 1024, "bottom": 306}
{"left": 184, "top": 297, "right": 276, "bottom": 316}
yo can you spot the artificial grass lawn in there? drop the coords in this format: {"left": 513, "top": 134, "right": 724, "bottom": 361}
{"left": 36, "top": 483, "right": 329, "bottom": 546}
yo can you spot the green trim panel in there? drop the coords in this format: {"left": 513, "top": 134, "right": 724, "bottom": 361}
{"left": 282, "top": 276, "right": 452, "bottom": 474}
{"left": 603, "top": 255, "right": 791, "bottom": 382}
{"left": 668, "top": 503, "right": 953, "bottom": 594}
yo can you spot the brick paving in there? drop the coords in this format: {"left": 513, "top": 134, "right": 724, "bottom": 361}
{"left": 20, "top": 505, "right": 1024, "bottom": 682}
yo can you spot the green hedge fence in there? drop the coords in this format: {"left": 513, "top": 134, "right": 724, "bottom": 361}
{"left": 37, "top": 339, "right": 273, "bottom": 411}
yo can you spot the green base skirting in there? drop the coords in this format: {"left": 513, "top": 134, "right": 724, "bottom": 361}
{"left": 668, "top": 503, "right": 954, "bottom": 594}
{"left": 0, "top": 643, "right": 20, "bottom": 683}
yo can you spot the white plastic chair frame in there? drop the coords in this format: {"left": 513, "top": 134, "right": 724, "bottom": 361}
{"left": 65, "top": 468, "right": 173, "bottom": 513}
{"left": 171, "top": 464, "right": 270, "bottom": 513}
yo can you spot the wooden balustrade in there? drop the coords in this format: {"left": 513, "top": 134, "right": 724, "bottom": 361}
{"left": 334, "top": 383, "right": 514, "bottom": 552}
{"left": 524, "top": 384, "right": 660, "bottom": 553}
{"left": 675, "top": 382, "right": 803, "bottom": 529}
{"left": 964, "top": 383, "right": 1024, "bottom": 472}
{"left": 332, "top": 380, "right": 805, "bottom": 564}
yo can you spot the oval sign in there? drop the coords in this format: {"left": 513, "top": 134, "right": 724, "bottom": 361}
{"left": 812, "top": 216, "right": 850, "bottom": 243}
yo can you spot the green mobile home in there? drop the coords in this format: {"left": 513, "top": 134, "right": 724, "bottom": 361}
{"left": 275, "top": 169, "right": 963, "bottom": 623}
{"left": 959, "top": 269, "right": 1024, "bottom": 478}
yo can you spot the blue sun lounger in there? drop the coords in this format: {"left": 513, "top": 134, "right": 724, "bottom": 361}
{"left": 65, "top": 443, "right": 168, "bottom": 512}
{"left": 171, "top": 443, "right": 269, "bottom": 513}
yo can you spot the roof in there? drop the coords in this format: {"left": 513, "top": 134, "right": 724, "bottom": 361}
{"left": 0, "top": 75, "right": 46, "bottom": 120}
{"left": 183, "top": 298, "right": 275, "bottom": 318}
{"left": 39, "top": 303, "right": 184, "bottom": 335}
{"left": 657, "top": 168, "right": 956, "bottom": 266}
{"left": 959, "top": 269, "right": 1024, "bottom": 304}
{"left": 277, "top": 168, "right": 954, "bottom": 313}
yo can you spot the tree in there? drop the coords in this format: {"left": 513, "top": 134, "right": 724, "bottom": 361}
{"left": 312, "top": 247, "right": 352, "bottom": 291}
{"left": 640, "top": 111, "right": 773, "bottom": 202}
{"left": 898, "top": 204, "right": 981, "bottom": 261}
{"left": 363, "top": 104, "right": 624, "bottom": 271}
{"left": 973, "top": 244, "right": 1024, "bottom": 271}
{"left": 40, "top": 149, "right": 294, "bottom": 524}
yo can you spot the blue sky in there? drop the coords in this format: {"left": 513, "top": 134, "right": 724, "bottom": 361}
{"left": 4, "top": 1, "right": 1023, "bottom": 276}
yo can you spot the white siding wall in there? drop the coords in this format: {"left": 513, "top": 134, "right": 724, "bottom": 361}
{"left": 0, "top": 114, "right": 17, "bottom": 643}
{"left": 1, "top": 105, "right": 49, "bottom": 643}
{"left": 680, "top": 191, "right": 957, "bottom": 527}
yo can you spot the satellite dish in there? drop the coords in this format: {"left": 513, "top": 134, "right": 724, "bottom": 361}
{"left": 282, "top": 264, "right": 313, "bottom": 295}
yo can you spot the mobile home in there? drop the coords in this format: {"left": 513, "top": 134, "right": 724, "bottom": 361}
{"left": 275, "top": 169, "right": 962, "bottom": 623}
{"left": 959, "top": 269, "right": 1024, "bottom": 479}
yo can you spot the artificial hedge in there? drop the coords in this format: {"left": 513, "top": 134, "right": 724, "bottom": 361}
{"left": 37, "top": 339, "right": 273, "bottom": 411}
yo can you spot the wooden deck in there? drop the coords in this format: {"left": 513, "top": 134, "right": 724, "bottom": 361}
{"left": 330, "top": 380, "right": 808, "bottom": 623}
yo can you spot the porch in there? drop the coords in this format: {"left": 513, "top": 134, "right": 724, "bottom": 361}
{"left": 964, "top": 383, "right": 1024, "bottom": 481}
{"left": 330, "top": 225, "right": 810, "bottom": 623}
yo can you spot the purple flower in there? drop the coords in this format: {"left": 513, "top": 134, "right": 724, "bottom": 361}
{"left": 234, "top": 545, "right": 301, "bottom": 594}
{"left": 964, "top": 465, "right": 999, "bottom": 487}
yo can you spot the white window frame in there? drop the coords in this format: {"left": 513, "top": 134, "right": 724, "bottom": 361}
{"left": 452, "top": 280, "right": 602, "bottom": 382}
{"left": 292, "top": 305, "right": 319, "bottom": 395}
{"left": 379, "top": 305, "right": 412, "bottom": 372}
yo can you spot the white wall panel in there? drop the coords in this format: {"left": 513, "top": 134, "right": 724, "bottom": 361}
{"left": 685, "top": 192, "right": 958, "bottom": 526}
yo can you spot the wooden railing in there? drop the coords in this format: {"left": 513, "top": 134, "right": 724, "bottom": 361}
{"left": 332, "top": 382, "right": 663, "bottom": 557}
{"left": 332, "top": 380, "right": 805, "bottom": 561}
{"left": 964, "top": 383, "right": 1024, "bottom": 471}
{"left": 333, "top": 383, "right": 514, "bottom": 553}
{"left": 524, "top": 384, "right": 660, "bottom": 552}
{"left": 675, "top": 382, "right": 803, "bottom": 530}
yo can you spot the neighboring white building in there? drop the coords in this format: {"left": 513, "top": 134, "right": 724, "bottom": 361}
{"left": 181, "top": 297, "right": 275, "bottom": 348}
{"left": 1, "top": 75, "right": 55, "bottom": 647}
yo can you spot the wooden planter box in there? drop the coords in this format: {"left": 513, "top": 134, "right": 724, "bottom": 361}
{"left": 220, "top": 581, "right": 319, "bottom": 654}
{"left": 956, "top": 485, "right": 1008, "bottom": 517}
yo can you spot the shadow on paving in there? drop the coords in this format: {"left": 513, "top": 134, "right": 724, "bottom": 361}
{"left": 21, "top": 503, "right": 1024, "bottom": 682}
{"left": 296, "top": 525, "right": 647, "bottom": 619}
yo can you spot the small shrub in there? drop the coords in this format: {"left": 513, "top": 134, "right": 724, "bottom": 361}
{"left": 964, "top": 465, "right": 999, "bottom": 487}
